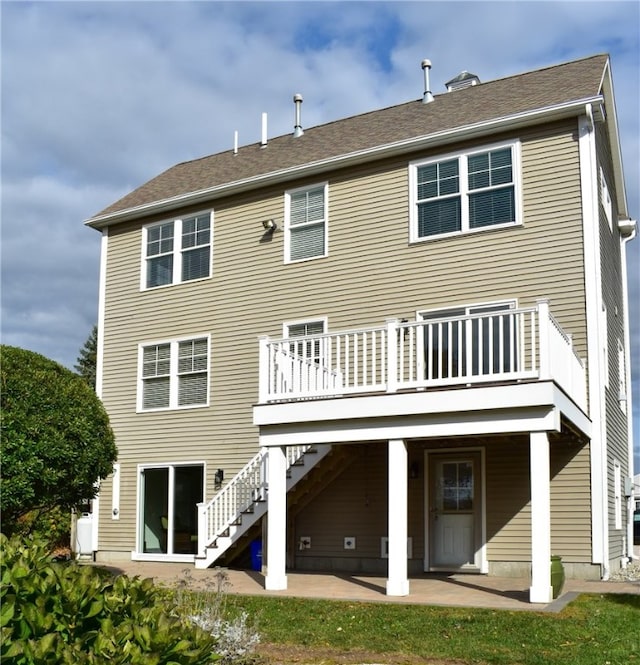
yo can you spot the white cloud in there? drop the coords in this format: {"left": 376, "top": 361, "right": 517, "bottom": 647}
{"left": 1, "top": 0, "right": 638, "bottom": 463}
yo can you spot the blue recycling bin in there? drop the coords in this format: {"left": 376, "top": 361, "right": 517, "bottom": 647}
{"left": 250, "top": 539, "right": 262, "bottom": 571}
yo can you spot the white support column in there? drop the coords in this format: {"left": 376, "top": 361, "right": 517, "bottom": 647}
{"left": 386, "top": 439, "right": 410, "bottom": 596}
{"left": 529, "top": 431, "right": 552, "bottom": 603}
{"left": 265, "top": 445, "right": 288, "bottom": 590}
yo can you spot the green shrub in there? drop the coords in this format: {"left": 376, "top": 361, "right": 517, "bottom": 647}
{"left": 0, "top": 535, "right": 220, "bottom": 664}
{"left": 0, "top": 345, "right": 118, "bottom": 536}
{"left": 12, "top": 506, "right": 71, "bottom": 552}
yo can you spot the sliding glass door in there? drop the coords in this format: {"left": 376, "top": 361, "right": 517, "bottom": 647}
{"left": 420, "top": 302, "right": 517, "bottom": 381}
{"left": 140, "top": 464, "right": 203, "bottom": 555}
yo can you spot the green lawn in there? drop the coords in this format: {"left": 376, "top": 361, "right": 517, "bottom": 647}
{"left": 221, "top": 592, "right": 640, "bottom": 665}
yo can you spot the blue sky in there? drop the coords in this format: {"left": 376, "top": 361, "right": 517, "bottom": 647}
{"left": 1, "top": 1, "right": 639, "bottom": 467}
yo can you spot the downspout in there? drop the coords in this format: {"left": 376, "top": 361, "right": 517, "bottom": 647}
{"left": 91, "top": 228, "right": 109, "bottom": 555}
{"left": 578, "top": 104, "right": 609, "bottom": 580}
{"left": 620, "top": 220, "right": 637, "bottom": 561}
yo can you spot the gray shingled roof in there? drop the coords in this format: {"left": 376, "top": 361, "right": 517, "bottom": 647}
{"left": 89, "top": 54, "right": 608, "bottom": 224}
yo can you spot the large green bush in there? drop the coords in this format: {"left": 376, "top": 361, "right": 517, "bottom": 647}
{"left": 0, "top": 345, "right": 118, "bottom": 535}
{"left": 0, "top": 535, "right": 220, "bottom": 664}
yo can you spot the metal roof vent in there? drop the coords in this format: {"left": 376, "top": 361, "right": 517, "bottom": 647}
{"left": 421, "top": 59, "right": 434, "bottom": 104}
{"left": 445, "top": 71, "right": 481, "bottom": 92}
{"left": 293, "top": 93, "right": 304, "bottom": 137}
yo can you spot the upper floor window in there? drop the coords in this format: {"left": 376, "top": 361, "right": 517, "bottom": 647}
{"left": 143, "top": 212, "right": 212, "bottom": 289}
{"left": 138, "top": 336, "right": 209, "bottom": 411}
{"left": 284, "top": 319, "right": 327, "bottom": 363}
{"left": 285, "top": 184, "right": 327, "bottom": 262}
{"left": 599, "top": 167, "right": 613, "bottom": 231}
{"left": 410, "top": 142, "right": 521, "bottom": 242}
{"left": 618, "top": 339, "right": 627, "bottom": 414}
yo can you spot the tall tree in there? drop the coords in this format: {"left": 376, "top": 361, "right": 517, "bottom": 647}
{"left": 75, "top": 324, "right": 97, "bottom": 389}
{"left": 0, "top": 345, "right": 117, "bottom": 535}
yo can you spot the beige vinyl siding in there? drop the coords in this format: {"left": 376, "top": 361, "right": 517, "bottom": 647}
{"left": 549, "top": 442, "right": 592, "bottom": 560}
{"left": 595, "top": 122, "right": 631, "bottom": 563}
{"left": 98, "top": 118, "right": 590, "bottom": 556}
{"left": 293, "top": 443, "right": 424, "bottom": 564}
{"left": 293, "top": 444, "right": 390, "bottom": 562}
{"left": 485, "top": 437, "right": 591, "bottom": 563}
{"left": 485, "top": 439, "right": 531, "bottom": 561}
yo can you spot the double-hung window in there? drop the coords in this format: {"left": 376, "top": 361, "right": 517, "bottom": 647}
{"left": 411, "top": 141, "right": 520, "bottom": 241}
{"left": 285, "top": 184, "right": 327, "bottom": 262}
{"left": 143, "top": 212, "right": 212, "bottom": 289}
{"left": 139, "top": 336, "right": 209, "bottom": 410}
{"left": 284, "top": 319, "right": 327, "bottom": 364}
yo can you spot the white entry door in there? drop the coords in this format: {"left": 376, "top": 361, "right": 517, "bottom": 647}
{"left": 429, "top": 453, "right": 481, "bottom": 570}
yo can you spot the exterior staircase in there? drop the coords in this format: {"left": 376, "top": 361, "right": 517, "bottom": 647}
{"left": 194, "top": 444, "right": 333, "bottom": 569}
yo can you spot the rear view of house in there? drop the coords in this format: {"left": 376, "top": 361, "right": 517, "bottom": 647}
{"left": 85, "top": 54, "right": 636, "bottom": 603}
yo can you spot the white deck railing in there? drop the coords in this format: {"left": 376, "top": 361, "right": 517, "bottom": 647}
{"left": 258, "top": 302, "right": 587, "bottom": 411}
{"left": 197, "top": 444, "right": 311, "bottom": 556}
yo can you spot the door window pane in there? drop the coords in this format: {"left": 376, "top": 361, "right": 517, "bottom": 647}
{"left": 437, "top": 461, "right": 473, "bottom": 512}
{"left": 142, "top": 468, "right": 169, "bottom": 553}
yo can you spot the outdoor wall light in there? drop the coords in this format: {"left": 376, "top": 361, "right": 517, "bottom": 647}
{"left": 262, "top": 218, "right": 277, "bottom": 232}
{"left": 214, "top": 468, "right": 224, "bottom": 487}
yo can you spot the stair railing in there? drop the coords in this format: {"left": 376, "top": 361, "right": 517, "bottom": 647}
{"left": 197, "top": 444, "right": 311, "bottom": 557}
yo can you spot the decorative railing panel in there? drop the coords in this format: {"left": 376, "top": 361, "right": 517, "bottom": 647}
{"left": 258, "top": 302, "right": 587, "bottom": 411}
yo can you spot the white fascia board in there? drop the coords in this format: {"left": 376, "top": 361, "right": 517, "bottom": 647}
{"left": 258, "top": 406, "right": 559, "bottom": 448}
{"left": 254, "top": 381, "right": 562, "bottom": 427}
{"left": 85, "top": 96, "right": 602, "bottom": 230}
{"left": 95, "top": 229, "right": 108, "bottom": 400}
{"left": 550, "top": 385, "right": 592, "bottom": 437}
{"left": 598, "top": 59, "right": 629, "bottom": 219}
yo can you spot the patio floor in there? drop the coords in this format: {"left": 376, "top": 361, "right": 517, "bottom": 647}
{"left": 90, "top": 560, "right": 639, "bottom": 612}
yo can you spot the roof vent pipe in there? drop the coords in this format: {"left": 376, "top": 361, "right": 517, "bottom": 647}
{"left": 422, "top": 59, "right": 434, "bottom": 104}
{"left": 293, "top": 93, "right": 304, "bottom": 137}
{"left": 261, "top": 112, "right": 268, "bottom": 148}
{"left": 233, "top": 130, "right": 238, "bottom": 155}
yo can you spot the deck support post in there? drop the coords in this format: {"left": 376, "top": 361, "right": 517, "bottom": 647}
{"left": 386, "top": 438, "right": 410, "bottom": 596}
{"left": 265, "top": 445, "right": 288, "bottom": 590}
{"left": 529, "top": 431, "right": 552, "bottom": 603}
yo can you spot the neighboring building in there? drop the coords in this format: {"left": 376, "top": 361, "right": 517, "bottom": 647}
{"left": 85, "top": 54, "right": 636, "bottom": 603}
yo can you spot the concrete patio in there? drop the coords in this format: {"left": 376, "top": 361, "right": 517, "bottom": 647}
{"left": 90, "top": 560, "right": 639, "bottom": 613}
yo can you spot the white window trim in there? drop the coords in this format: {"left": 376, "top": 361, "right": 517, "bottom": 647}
{"left": 613, "top": 460, "right": 622, "bottom": 530}
{"left": 283, "top": 317, "right": 328, "bottom": 364}
{"left": 599, "top": 167, "right": 613, "bottom": 232}
{"left": 140, "top": 211, "right": 213, "bottom": 291}
{"left": 282, "top": 317, "right": 328, "bottom": 339}
{"left": 416, "top": 298, "right": 518, "bottom": 321}
{"left": 284, "top": 182, "right": 328, "bottom": 264}
{"left": 409, "top": 140, "right": 522, "bottom": 243}
{"left": 136, "top": 334, "right": 210, "bottom": 412}
{"left": 600, "top": 305, "right": 609, "bottom": 388}
{"left": 617, "top": 339, "right": 627, "bottom": 413}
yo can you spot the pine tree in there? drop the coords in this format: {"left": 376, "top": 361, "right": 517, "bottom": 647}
{"left": 75, "top": 324, "right": 97, "bottom": 389}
